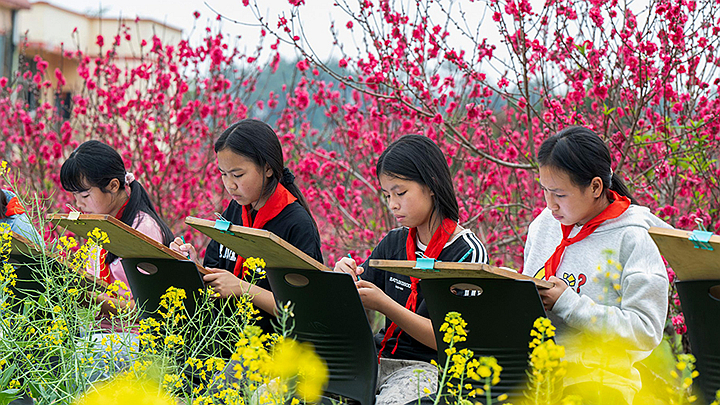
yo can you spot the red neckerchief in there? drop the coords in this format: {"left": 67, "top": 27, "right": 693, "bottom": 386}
{"left": 543, "top": 190, "right": 631, "bottom": 280}
{"left": 98, "top": 198, "right": 130, "bottom": 283}
{"left": 5, "top": 196, "right": 25, "bottom": 216}
{"left": 232, "top": 183, "right": 297, "bottom": 278}
{"left": 378, "top": 217, "right": 456, "bottom": 361}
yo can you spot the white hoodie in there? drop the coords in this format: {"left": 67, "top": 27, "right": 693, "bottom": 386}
{"left": 523, "top": 205, "right": 671, "bottom": 403}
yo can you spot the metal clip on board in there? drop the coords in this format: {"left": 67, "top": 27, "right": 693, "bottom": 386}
{"left": 689, "top": 218, "right": 714, "bottom": 251}
{"left": 213, "top": 212, "right": 232, "bottom": 233}
{"left": 66, "top": 204, "right": 81, "bottom": 221}
{"left": 413, "top": 257, "right": 439, "bottom": 272}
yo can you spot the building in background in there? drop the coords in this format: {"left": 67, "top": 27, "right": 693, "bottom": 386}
{"left": 0, "top": 0, "right": 31, "bottom": 78}
{"left": 13, "top": 0, "right": 182, "bottom": 116}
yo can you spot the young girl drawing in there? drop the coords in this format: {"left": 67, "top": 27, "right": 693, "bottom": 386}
{"left": 523, "top": 126, "right": 670, "bottom": 405}
{"left": 61, "top": 140, "right": 174, "bottom": 326}
{"left": 61, "top": 140, "right": 175, "bottom": 380}
{"left": 171, "top": 119, "right": 323, "bottom": 334}
{"left": 334, "top": 134, "right": 488, "bottom": 405}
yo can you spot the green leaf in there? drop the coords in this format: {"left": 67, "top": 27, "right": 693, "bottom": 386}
{"left": 574, "top": 43, "right": 587, "bottom": 56}
{"left": 0, "top": 390, "right": 20, "bottom": 405}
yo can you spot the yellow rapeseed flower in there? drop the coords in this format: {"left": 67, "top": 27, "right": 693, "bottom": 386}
{"left": 75, "top": 376, "right": 174, "bottom": 405}
{"left": 266, "top": 338, "right": 328, "bottom": 403}
{"left": 439, "top": 312, "right": 468, "bottom": 344}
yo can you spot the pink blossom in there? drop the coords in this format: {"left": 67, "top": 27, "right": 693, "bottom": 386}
{"left": 54, "top": 69, "right": 66, "bottom": 87}
{"left": 296, "top": 59, "right": 310, "bottom": 71}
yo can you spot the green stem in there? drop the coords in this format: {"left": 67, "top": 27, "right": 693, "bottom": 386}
{"left": 434, "top": 335, "right": 455, "bottom": 405}
{"left": 485, "top": 376, "right": 492, "bottom": 405}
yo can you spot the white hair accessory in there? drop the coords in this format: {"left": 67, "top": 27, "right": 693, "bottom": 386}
{"left": 125, "top": 172, "right": 135, "bottom": 184}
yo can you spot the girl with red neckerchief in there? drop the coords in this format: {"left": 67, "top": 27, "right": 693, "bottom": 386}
{"left": 523, "top": 126, "right": 671, "bottom": 405}
{"left": 170, "top": 119, "right": 323, "bottom": 335}
{"left": 61, "top": 140, "right": 175, "bottom": 382}
{"left": 61, "top": 140, "right": 175, "bottom": 328}
{"left": 334, "top": 135, "right": 488, "bottom": 405}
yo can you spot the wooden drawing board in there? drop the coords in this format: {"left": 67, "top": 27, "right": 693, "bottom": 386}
{"left": 368, "top": 260, "right": 554, "bottom": 289}
{"left": 10, "top": 231, "right": 43, "bottom": 257}
{"left": 8, "top": 231, "right": 108, "bottom": 289}
{"left": 185, "top": 216, "right": 330, "bottom": 271}
{"left": 48, "top": 214, "right": 210, "bottom": 275}
{"left": 649, "top": 226, "right": 720, "bottom": 281}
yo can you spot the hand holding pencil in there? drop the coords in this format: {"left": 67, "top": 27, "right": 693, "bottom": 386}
{"left": 333, "top": 254, "right": 363, "bottom": 281}
{"left": 170, "top": 236, "right": 200, "bottom": 265}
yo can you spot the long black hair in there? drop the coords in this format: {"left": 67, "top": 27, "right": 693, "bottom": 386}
{"left": 214, "top": 119, "right": 317, "bottom": 229}
{"left": 0, "top": 191, "right": 7, "bottom": 219}
{"left": 376, "top": 135, "right": 459, "bottom": 228}
{"left": 537, "top": 126, "right": 637, "bottom": 204}
{"left": 60, "top": 140, "right": 174, "bottom": 263}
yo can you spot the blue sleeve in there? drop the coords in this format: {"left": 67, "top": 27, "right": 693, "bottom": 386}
{"left": 10, "top": 214, "right": 42, "bottom": 245}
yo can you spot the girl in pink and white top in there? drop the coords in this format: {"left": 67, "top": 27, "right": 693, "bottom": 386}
{"left": 60, "top": 140, "right": 174, "bottom": 332}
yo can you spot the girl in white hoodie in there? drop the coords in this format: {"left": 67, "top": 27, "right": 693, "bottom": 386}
{"left": 523, "top": 126, "right": 670, "bottom": 405}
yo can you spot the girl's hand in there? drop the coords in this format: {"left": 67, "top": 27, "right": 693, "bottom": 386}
{"left": 333, "top": 257, "right": 363, "bottom": 281}
{"left": 203, "top": 268, "right": 242, "bottom": 298}
{"left": 538, "top": 276, "right": 568, "bottom": 311}
{"left": 170, "top": 237, "right": 199, "bottom": 264}
{"left": 355, "top": 280, "right": 392, "bottom": 311}
{"left": 96, "top": 293, "right": 134, "bottom": 316}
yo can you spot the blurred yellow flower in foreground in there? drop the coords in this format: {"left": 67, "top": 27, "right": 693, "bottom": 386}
{"left": 268, "top": 338, "right": 328, "bottom": 403}
{"left": 75, "top": 376, "right": 174, "bottom": 405}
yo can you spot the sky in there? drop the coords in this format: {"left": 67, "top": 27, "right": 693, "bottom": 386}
{"left": 46, "top": 0, "right": 352, "bottom": 61}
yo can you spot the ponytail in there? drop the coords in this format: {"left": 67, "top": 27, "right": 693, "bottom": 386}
{"left": 538, "top": 126, "right": 638, "bottom": 204}
{"left": 0, "top": 190, "right": 7, "bottom": 219}
{"left": 609, "top": 172, "right": 637, "bottom": 204}
{"left": 106, "top": 178, "right": 175, "bottom": 264}
{"left": 115, "top": 179, "right": 174, "bottom": 257}
{"left": 279, "top": 167, "right": 316, "bottom": 228}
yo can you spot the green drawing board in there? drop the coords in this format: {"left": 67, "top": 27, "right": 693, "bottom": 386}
{"left": 368, "top": 260, "right": 554, "bottom": 289}
{"left": 649, "top": 226, "right": 720, "bottom": 281}
{"left": 47, "top": 213, "right": 209, "bottom": 275}
{"left": 185, "top": 216, "right": 330, "bottom": 271}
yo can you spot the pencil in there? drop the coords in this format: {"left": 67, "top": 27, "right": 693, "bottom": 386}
{"left": 180, "top": 236, "right": 190, "bottom": 259}
{"left": 348, "top": 253, "right": 361, "bottom": 281}
{"left": 458, "top": 248, "right": 473, "bottom": 263}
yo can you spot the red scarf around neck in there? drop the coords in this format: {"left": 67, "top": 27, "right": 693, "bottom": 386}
{"left": 232, "top": 183, "right": 297, "bottom": 278}
{"left": 378, "top": 217, "right": 457, "bottom": 361}
{"left": 98, "top": 198, "right": 130, "bottom": 283}
{"left": 5, "top": 196, "right": 25, "bottom": 217}
{"left": 543, "top": 190, "right": 631, "bottom": 280}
